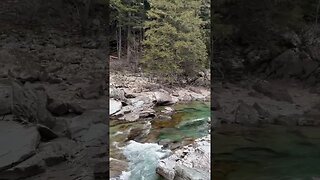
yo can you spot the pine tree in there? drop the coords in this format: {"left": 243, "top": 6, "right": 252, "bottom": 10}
{"left": 143, "top": 0, "right": 208, "bottom": 83}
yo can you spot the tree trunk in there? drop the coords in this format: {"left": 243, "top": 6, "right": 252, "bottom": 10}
{"left": 127, "top": 26, "right": 131, "bottom": 62}
{"left": 118, "top": 26, "right": 122, "bottom": 60}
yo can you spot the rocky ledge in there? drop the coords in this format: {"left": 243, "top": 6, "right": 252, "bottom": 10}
{"left": 156, "top": 135, "right": 211, "bottom": 180}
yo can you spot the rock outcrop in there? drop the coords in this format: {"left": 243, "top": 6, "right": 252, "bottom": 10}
{"left": 156, "top": 135, "right": 210, "bottom": 180}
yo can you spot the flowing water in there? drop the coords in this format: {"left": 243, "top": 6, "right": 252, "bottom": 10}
{"left": 214, "top": 124, "right": 320, "bottom": 180}
{"left": 110, "top": 102, "right": 210, "bottom": 180}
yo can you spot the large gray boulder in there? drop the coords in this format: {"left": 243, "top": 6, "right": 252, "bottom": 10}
{"left": 154, "top": 91, "right": 174, "bottom": 106}
{"left": 0, "top": 121, "right": 40, "bottom": 171}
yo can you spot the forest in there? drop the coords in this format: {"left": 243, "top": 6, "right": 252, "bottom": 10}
{"left": 109, "top": 0, "right": 211, "bottom": 84}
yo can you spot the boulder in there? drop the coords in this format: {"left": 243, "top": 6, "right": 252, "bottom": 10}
{"left": 109, "top": 159, "right": 128, "bottom": 178}
{"left": 75, "top": 123, "right": 108, "bottom": 146}
{"left": 47, "top": 101, "right": 69, "bottom": 116}
{"left": 67, "top": 102, "right": 85, "bottom": 115}
{"left": 47, "top": 99, "right": 85, "bottom": 116}
{"left": 12, "top": 82, "right": 56, "bottom": 128}
{"left": 0, "top": 121, "right": 40, "bottom": 171}
{"left": 154, "top": 92, "right": 174, "bottom": 106}
{"left": 174, "top": 164, "right": 210, "bottom": 180}
{"left": 156, "top": 135, "right": 210, "bottom": 180}
{"left": 67, "top": 109, "right": 107, "bottom": 140}
{"left": 79, "top": 82, "right": 104, "bottom": 99}
{"left": 110, "top": 87, "right": 126, "bottom": 101}
{"left": 0, "top": 138, "right": 77, "bottom": 180}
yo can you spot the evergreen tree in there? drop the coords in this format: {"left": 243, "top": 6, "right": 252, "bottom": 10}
{"left": 143, "top": 0, "right": 208, "bottom": 83}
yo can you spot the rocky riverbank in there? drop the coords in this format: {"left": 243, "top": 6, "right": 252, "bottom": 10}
{"left": 109, "top": 72, "right": 210, "bottom": 122}
{"left": 109, "top": 72, "right": 211, "bottom": 180}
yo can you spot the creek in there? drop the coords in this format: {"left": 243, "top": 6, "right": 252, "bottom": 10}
{"left": 110, "top": 102, "right": 210, "bottom": 180}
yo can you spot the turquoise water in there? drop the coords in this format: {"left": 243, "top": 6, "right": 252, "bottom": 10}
{"left": 214, "top": 124, "right": 320, "bottom": 180}
{"left": 110, "top": 102, "right": 210, "bottom": 180}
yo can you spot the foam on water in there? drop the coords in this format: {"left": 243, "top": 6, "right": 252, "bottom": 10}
{"left": 119, "top": 141, "right": 171, "bottom": 180}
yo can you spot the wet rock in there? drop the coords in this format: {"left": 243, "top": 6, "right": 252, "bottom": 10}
{"left": 0, "top": 121, "right": 40, "bottom": 171}
{"left": 127, "top": 127, "right": 143, "bottom": 141}
{"left": 253, "top": 81, "right": 293, "bottom": 103}
{"left": 110, "top": 159, "right": 128, "bottom": 178}
{"left": 154, "top": 91, "right": 174, "bottom": 106}
{"left": 127, "top": 122, "right": 151, "bottom": 141}
{"left": 161, "top": 107, "right": 174, "bottom": 115}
